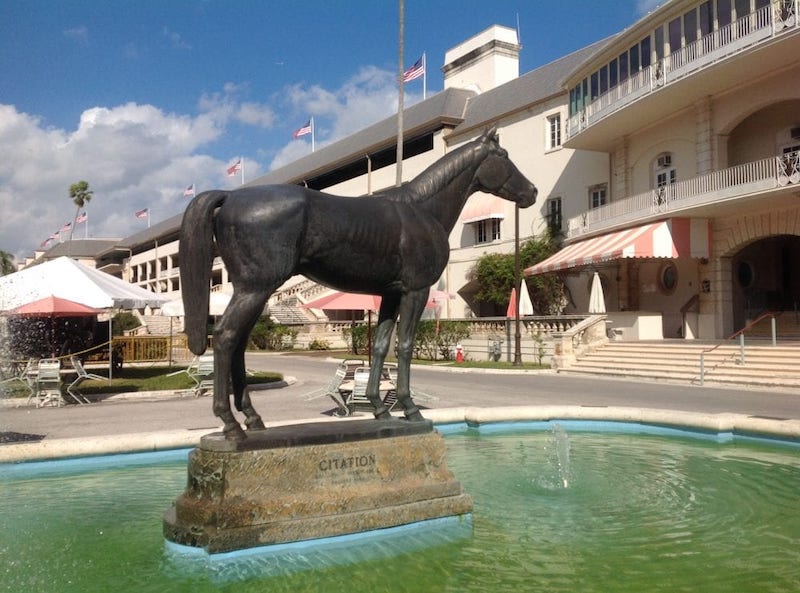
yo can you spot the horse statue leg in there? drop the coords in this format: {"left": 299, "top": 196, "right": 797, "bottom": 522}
{"left": 392, "top": 289, "right": 429, "bottom": 421}
{"left": 213, "top": 289, "right": 269, "bottom": 440}
{"left": 368, "top": 295, "right": 401, "bottom": 420}
{"left": 231, "top": 329, "right": 266, "bottom": 432}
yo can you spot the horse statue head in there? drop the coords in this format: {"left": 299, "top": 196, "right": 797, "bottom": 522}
{"left": 471, "top": 126, "right": 538, "bottom": 209}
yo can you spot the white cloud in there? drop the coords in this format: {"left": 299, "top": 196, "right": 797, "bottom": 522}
{"left": 0, "top": 103, "right": 231, "bottom": 261}
{"left": 636, "top": 0, "right": 664, "bottom": 16}
{"left": 63, "top": 26, "right": 89, "bottom": 44}
{"left": 268, "top": 65, "right": 405, "bottom": 170}
{"left": 0, "top": 66, "right": 408, "bottom": 262}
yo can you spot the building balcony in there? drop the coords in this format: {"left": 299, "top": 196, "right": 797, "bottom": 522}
{"left": 566, "top": 150, "right": 800, "bottom": 240}
{"left": 566, "top": 4, "right": 799, "bottom": 150}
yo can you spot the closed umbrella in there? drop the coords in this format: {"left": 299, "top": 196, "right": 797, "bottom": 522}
{"left": 589, "top": 272, "right": 606, "bottom": 313}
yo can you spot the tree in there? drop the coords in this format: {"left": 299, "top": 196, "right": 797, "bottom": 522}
{"left": 0, "top": 250, "right": 15, "bottom": 276}
{"left": 68, "top": 181, "right": 93, "bottom": 241}
{"left": 468, "top": 233, "right": 566, "bottom": 315}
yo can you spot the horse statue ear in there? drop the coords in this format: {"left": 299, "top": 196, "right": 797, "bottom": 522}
{"left": 481, "top": 124, "right": 499, "bottom": 144}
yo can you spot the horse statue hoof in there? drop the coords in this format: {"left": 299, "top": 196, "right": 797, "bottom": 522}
{"left": 223, "top": 423, "right": 248, "bottom": 441}
{"left": 245, "top": 416, "right": 266, "bottom": 431}
{"left": 404, "top": 408, "right": 424, "bottom": 422}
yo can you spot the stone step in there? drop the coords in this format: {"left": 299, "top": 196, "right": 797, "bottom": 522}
{"left": 561, "top": 340, "right": 800, "bottom": 390}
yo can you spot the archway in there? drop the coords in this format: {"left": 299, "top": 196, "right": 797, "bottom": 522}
{"left": 731, "top": 235, "right": 800, "bottom": 331}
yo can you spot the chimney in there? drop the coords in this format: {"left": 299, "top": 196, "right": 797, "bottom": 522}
{"left": 442, "top": 25, "right": 521, "bottom": 93}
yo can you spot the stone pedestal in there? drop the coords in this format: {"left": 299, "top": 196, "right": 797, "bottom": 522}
{"left": 163, "top": 419, "right": 472, "bottom": 554}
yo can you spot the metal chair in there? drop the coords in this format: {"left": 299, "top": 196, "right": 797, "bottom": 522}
{"left": 0, "top": 359, "right": 36, "bottom": 402}
{"left": 66, "top": 356, "right": 105, "bottom": 404}
{"left": 35, "top": 359, "right": 63, "bottom": 407}
{"left": 187, "top": 354, "right": 214, "bottom": 397}
{"left": 343, "top": 366, "right": 371, "bottom": 415}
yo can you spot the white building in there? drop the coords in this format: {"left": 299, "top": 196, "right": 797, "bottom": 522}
{"left": 29, "top": 1, "right": 800, "bottom": 342}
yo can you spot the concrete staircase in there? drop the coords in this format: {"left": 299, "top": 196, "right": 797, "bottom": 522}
{"left": 559, "top": 340, "right": 800, "bottom": 391}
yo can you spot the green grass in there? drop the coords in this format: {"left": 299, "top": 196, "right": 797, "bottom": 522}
{"left": 0, "top": 365, "right": 283, "bottom": 398}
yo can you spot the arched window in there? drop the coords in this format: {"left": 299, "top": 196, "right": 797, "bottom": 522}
{"left": 654, "top": 152, "right": 676, "bottom": 188}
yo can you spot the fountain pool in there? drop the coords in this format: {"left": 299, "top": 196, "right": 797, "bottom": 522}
{"left": 1, "top": 420, "right": 798, "bottom": 593}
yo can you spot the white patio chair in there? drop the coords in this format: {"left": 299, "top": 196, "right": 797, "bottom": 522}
{"left": 35, "top": 359, "right": 63, "bottom": 407}
{"left": 187, "top": 353, "right": 214, "bottom": 397}
{"left": 66, "top": 356, "right": 105, "bottom": 404}
{"left": 0, "top": 359, "right": 36, "bottom": 402}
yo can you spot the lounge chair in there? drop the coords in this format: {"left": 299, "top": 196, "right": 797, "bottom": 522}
{"left": 66, "top": 356, "right": 105, "bottom": 404}
{"left": 187, "top": 354, "right": 214, "bottom": 397}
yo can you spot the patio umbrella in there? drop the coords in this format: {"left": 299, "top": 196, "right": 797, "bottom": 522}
{"left": 506, "top": 282, "right": 534, "bottom": 317}
{"left": 3, "top": 296, "right": 102, "bottom": 359}
{"left": 589, "top": 272, "right": 607, "bottom": 313}
{"left": 6, "top": 296, "right": 103, "bottom": 317}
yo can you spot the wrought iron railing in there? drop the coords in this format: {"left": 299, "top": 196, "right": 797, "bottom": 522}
{"left": 567, "top": 4, "right": 794, "bottom": 140}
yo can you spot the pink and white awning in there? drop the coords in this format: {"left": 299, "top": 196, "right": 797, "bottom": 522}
{"left": 460, "top": 195, "right": 506, "bottom": 224}
{"left": 525, "top": 218, "right": 711, "bottom": 276}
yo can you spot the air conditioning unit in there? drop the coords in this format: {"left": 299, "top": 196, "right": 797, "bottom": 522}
{"left": 657, "top": 154, "right": 672, "bottom": 168}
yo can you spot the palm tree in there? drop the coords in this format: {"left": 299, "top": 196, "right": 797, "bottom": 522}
{"left": 0, "top": 250, "right": 15, "bottom": 276}
{"left": 68, "top": 181, "right": 93, "bottom": 242}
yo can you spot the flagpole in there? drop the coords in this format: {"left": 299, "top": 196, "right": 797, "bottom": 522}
{"left": 148, "top": 209, "right": 151, "bottom": 229}
{"left": 241, "top": 156, "right": 244, "bottom": 185}
{"left": 311, "top": 117, "right": 315, "bottom": 152}
{"left": 423, "top": 52, "right": 427, "bottom": 100}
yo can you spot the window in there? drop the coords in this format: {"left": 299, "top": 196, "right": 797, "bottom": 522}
{"left": 475, "top": 218, "right": 501, "bottom": 244}
{"left": 546, "top": 114, "right": 562, "bottom": 150}
{"left": 659, "top": 262, "right": 678, "bottom": 294}
{"left": 589, "top": 185, "right": 607, "bottom": 209}
{"left": 547, "top": 197, "right": 562, "bottom": 234}
{"left": 669, "top": 17, "right": 682, "bottom": 53}
{"left": 684, "top": 8, "right": 698, "bottom": 45}
{"left": 655, "top": 152, "right": 677, "bottom": 188}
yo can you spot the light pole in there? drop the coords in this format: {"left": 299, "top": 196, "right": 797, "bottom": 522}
{"left": 513, "top": 204, "right": 522, "bottom": 366}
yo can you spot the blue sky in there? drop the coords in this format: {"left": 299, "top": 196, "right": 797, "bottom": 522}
{"left": 0, "top": 0, "right": 660, "bottom": 260}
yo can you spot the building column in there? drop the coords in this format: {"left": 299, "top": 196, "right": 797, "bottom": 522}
{"left": 611, "top": 136, "right": 630, "bottom": 200}
{"left": 695, "top": 97, "right": 714, "bottom": 175}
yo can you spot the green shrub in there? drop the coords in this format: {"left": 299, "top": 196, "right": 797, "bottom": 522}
{"left": 309, "top": 338, "right": 331, "bottom": 351}
{"left": 342, "top": 323, "right": 369, "bottom": 354}
{"left": 413, "top": 320, "right": 470, "bottom": 361}
{"left": 112, "top": 312, "right": 141, "bottom": 336}
{"left": 249, "top": 317, "right": 297, "bottom": 350}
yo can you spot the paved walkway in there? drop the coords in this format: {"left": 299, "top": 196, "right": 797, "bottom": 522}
{"left": 2, "top": 353, "right": 798, "bottom": 462}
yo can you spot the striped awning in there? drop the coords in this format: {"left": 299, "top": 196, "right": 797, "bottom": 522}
{"left": 525, "top": 218, "right": 710, "bottom": 276}
{"left": 460, "top": 195, "right": 506, "bottom": 224}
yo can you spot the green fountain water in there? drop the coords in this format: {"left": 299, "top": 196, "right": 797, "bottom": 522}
{"left": 1, "top": 422, "right": 798, "bottom": 593}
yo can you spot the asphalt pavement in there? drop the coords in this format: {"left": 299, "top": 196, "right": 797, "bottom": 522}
{"left": 1, "top": 352, "right": 799, "bottom": 461}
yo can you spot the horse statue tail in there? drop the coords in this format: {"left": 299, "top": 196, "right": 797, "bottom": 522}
{"left": 180, "top": 190, "right": 227, "bottom": 355}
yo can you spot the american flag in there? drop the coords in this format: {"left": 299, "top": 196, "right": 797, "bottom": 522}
{"left": 59, "top": 221, "right": 72, "bottom": 233}
{"left": 135, "top": 208, "right": 149, "bottom": 219}
{"left": 293, "top": 120, "right": 312, "bottom": 138}
{"left": 75, "top": 211, "right": 88, "bottom": 224}
{"left": 183, "top": 184, "right": 195, "bottom": 198}
{"left": 403, "top": 56, "right": 425, "bottom": 82}
{"left": 40, "top": 237, "right": 53, "bottom": 248}
{"left": 226, "top": 159, "right": 242, "bottom": 176}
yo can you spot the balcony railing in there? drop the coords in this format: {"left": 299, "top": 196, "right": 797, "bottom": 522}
{"left": 567, "top": 3, "right": 798, "bottom": 140}
{"left": 567, "top": 151, "right": 800, "bottom": 238}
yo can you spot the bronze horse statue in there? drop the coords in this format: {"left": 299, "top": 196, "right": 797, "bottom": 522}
{"left": 180, "top": 127, "right": 537, "bottom": 440}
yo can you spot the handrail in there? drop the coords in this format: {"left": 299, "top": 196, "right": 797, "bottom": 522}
{"left": 699, "top": 311, "right": 779, "bottom": 385}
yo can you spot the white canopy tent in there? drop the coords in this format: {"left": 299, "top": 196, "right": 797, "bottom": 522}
{"left": 0, "top": 256, "right": 168, "bottom": 311}
{"left": 0, "top": 257, "right": 169, "bottom": 378}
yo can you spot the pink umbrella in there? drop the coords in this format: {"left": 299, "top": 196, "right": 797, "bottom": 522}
{"left": 6, "top": 296, "right": 103, "bottom": 317}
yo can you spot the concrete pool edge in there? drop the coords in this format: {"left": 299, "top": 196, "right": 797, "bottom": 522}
{"left": 2, "top": 405, "right": 799, "bottom": 463}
